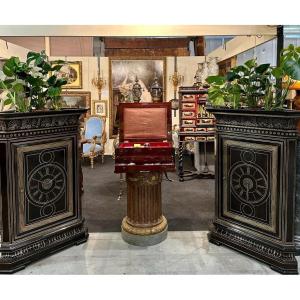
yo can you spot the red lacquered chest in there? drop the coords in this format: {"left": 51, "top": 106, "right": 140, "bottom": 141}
{"left": 115, "top": 102, "right": 175, "bottom": 173}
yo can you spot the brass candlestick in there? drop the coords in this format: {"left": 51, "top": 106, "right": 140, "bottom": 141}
{"left": 92, "top": 75, "right": 106, "bottom": 100}
{"left": 169, "top": 57, "right": 184, "bottom": 116}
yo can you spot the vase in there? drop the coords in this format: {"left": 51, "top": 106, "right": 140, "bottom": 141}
{"left": 208, "top": 57, "right": 219, "bottom": 76}
{"left": 194, "top": 63, "right": 203, "bottom": 86}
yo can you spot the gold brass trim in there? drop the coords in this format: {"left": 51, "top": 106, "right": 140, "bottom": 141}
{"left": 222, "top": 139, "right": 278, "bottom": 234}
{"left": 17, "top": 140, "right": 74, "bottom": 235}
{"left": 121, "top": 216, "right": 168, "bottom": 236}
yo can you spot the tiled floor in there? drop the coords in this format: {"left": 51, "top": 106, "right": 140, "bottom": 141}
{"left": 17, "top": 231, "right": 300, "bottom": 275}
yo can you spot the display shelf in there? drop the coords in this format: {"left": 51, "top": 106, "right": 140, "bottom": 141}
{"left": 178, "top": 86, "right": 216, "bottom": 181}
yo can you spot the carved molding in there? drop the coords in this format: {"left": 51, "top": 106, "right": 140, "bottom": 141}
{"left": 215, "top": 114, "right": 297, "bottom": 130}
{"left": 212, "top": 223, "right": 296, "bottom": 262}
{"left": 0, "top": 225, "right": 86, "bottom": 262}
{"left": 0, "top": 114, "right": 79, "bottom": 133}
{"left": 217, "top": 125, "right": 297, "bottom": 137}
{"left": 122, "top": 216, "right": 167, "bottom": 236}
{"left": 126, "top": 171, "right": 162, "bottom": 185}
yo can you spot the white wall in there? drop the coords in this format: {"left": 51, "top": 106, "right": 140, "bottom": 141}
{"left": 0, "top": 38, "right": 31, "bottom": 60}
{"left": 52, "top": 56, "right": 206, "bottom": 155}
{"left": 208, "top": 35, "right": 275, "bottom": 62}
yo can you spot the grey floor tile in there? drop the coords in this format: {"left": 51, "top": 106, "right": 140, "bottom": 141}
{"left": 15, "top": 231, "right": 300, "bottom": 275}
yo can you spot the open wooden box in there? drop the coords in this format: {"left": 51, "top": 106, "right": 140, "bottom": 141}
{"left": 115, "top": 103, "right": 175, "bottom": 173}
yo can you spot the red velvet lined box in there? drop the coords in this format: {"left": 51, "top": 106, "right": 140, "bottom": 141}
{"left": 115, "top": 103, "right": 175, "bottom": 173}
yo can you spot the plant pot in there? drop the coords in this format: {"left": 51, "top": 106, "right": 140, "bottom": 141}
{"left": 207, "top": 107, "right": 300, "bottom": 274}
{"left": 0, "top": 108, "right": 88, "bottom": 273}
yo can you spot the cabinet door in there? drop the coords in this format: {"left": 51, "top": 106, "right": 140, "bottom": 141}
{"left": 14, "top": 139, "right": 75, "bottom": 236}
{"left": 221, "top": 138, "right": 280, "bottom": 238}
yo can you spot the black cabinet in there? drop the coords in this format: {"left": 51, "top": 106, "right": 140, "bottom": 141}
{"left": 0, "top": 109, "right": 88, "bottom": 273}
{"left": 207, "top": 108, "right": 300, "bottom": 274}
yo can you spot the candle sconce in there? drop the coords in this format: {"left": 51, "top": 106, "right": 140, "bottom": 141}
{"left": 92, "top": 74, "right": 107, "bottom": 100}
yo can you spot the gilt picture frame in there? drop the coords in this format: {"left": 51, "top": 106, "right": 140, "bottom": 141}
{"left": 93, "top": 100, "right": 107, "bottom": 117}
{"left": 109, "top": 56, "right": 166, "bottom": 138}
{"left": 51, "top": 61, "right": 82, "bottom": 89}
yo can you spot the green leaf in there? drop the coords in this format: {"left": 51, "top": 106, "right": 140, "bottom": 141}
{"left": 244, "top": 59, "right": 257, "bottom": 69}
{"left": 2, "top": 63, "right": 14, "bottom": 77}
{"left": 51, "top": 64, "right": 64, "bottom": 72}
{"left": 4, "top": 98, "right": 12, "bottom": 106}
{"left": 55, "top": 78, "right": 67, "bottom": 87}
{"left": 272, "top": 67, "right": 283, "bottom": 78}
{"left": 0, "top": 81, "right": 6, "bottom": 89}
{"left": 206, "top": 75, "right": 225, "bottom": 85}
{"left": 47, "top": 75, "right": 57, "bottom": 85}
{"left": 226, "top": 71, "right": 240, "bottom": 81}
{"left": 283, "top": 59, "right": 300, "bottom": 80}
{"left": 42, "top": 62, "right": 52, "bottom": 73}
{"left": 12, "top": 82, "right": 24, "bottom": 93}
{"left": 26, "top": 51, "right": 40, "bottom": 63}
{"left": 47, "top": 86, "right": 61, "bottom": 97}
{"left": 255, "top": 63, "right": 270, "bottom": 74}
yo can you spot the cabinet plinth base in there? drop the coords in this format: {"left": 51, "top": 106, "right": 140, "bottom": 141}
{"left": 208, "top": 222, "right": 298, "bottom": 275}
{"left": 0, "top": 222, "right": 88, "bottom": 274}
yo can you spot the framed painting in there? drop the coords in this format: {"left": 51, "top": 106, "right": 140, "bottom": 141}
{"left": 109, "top": 57, "right": 166, "bottom": 137}
{"left": 60, "top": 91, "right": 91, "bottom": 118}
{"left": 93, "top": 100, "right": 107, "bottom": 117}
{"left": 51, "top": 61, "right": 82, "bottom": 89}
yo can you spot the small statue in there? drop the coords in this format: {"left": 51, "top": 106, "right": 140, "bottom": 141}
{"left": 132, "top": 76, "right": 142, "bottom": 103}
{"left": 150, "top": 75, "right": 163, "bottom": 102}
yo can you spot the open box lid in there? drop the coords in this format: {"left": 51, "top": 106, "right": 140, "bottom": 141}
{"left": 119, "top": 102, "right": 172, "bottom": 142}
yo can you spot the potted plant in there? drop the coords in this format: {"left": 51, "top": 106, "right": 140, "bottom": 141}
{"left": 205, "top": 44, "right": 300, "bottom": 274}
{"left": 0, "top": 50, "right": 68, "bottom": 112}
{"left": 0, "top": 51, "right": 88, "bottom": 273}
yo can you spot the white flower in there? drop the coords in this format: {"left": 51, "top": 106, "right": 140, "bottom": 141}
{"left": 0, "top": 90, "right": 9, "bottom": 100}
{"left": 0, "top": 70, "right": 5, "bottom": 81}
{"left": 15, "top": 79, "right": 26, "bottom": 86}
{"left": 29, "top": 66, "right": 44, "bottom": 78}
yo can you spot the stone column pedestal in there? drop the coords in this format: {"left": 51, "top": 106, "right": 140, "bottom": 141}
{"left": 121, "top": 171, "right": 168, "bottom": 246}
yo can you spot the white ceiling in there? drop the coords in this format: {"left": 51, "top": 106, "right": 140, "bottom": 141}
{"left": 0, "top": 25, "right": 277, "bottom": 37}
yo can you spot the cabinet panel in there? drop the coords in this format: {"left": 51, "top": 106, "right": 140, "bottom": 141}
{"left": 15, "top": 140, "right": 74, "bottom": 235}
{"left": 222, "top": 139, "right": 279, "bottom": 235}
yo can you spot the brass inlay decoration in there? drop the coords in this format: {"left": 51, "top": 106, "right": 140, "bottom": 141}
{"left": 222, "top": 139, "right": 278, "bottom": 234}
{"left": 17, "top": 140, "right": 74, "bottom": 235}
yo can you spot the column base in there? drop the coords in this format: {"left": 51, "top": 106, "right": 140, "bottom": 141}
{"left": 121, "top": 216, "right": 168, "bottom": 246}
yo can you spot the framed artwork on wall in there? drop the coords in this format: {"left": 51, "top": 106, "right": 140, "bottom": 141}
{"left": 93, "top": 100, "right": 107, "bottom": 117}
{"left": 109, "top": 57, "right": 166, "bottom": 137}
{"left": 51, "top": 61, "right": 82, "bottom": 89}
{"left": 60, "top": 91, "right": 91, "bottom": 118}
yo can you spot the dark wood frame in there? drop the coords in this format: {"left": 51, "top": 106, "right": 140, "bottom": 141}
{"left": 61, "top": 91, "right": 91, "bottom": 118}
{"left": 109, "top": 56, "right": 167, "bottom": 138}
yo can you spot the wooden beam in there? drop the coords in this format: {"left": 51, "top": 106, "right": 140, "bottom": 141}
{"left": 104, "top": 38, "right": 189, "bottom": 49}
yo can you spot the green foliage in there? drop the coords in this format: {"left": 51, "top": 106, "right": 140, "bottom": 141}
{"left": 0, "top": 50, "right": 67, "bottom": 112}
{"left": 207, "top": 44, "right": 300, "bottom": 110}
